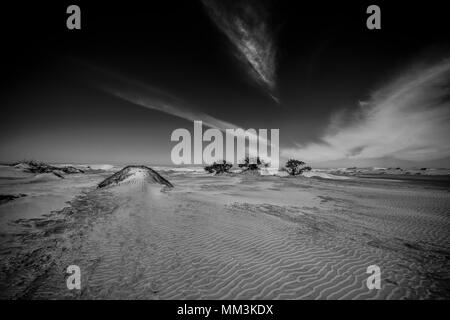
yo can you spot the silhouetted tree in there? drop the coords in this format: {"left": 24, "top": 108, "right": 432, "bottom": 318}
{"left": 238, "top": 157, "right": 269, "bottom": 171}
{"left": 204, "top": 160, "right": 233, "bottom": 174}
{"left": 285, "top": 159, "right": 312, "bottom": 176}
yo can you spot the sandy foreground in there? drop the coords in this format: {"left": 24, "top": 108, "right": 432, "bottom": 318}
{"left": 0, "top": 168, "right": 449, "bottom": 299}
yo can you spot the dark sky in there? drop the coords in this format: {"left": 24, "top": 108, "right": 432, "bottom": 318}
{"left": 1, "top": 1, "right": 450, "bottom": 166}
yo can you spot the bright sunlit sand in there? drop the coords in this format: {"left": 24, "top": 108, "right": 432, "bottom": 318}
{"left": 0, "top": 164, "right": 449, "bottom": 299}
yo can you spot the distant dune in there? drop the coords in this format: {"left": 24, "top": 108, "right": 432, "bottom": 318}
{"left": 329, "top": 167, "right": 450, "bottom": 176}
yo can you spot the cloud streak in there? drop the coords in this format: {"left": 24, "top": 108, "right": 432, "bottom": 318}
{"left": 98, "top": 73, "right": 238, "bottom": 131}
{"left": 94, "top": 68, "right": 276, "bottom": 161}
{"left": 282, "top": 59, "right": 450, "bottom": 164}
{"left": 203, "top": 0, "right": 278, "bottom": 102}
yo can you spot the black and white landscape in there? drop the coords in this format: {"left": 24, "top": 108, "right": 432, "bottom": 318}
{"left": 0, "top": 1, "right": 449, "bottom": 300}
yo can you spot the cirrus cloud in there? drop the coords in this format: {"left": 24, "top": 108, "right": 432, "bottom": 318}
{"left": 202, "top": 0, "right": 279, "bottom": 102}
{"left": 282, "top": 59, "right": 450, "bottom": 164}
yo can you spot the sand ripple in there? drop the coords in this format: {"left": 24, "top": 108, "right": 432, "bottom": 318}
{"left": 1, "top": 174, "right": 449, "bottom": 299}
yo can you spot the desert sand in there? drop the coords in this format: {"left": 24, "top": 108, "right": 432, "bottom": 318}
{"left": 0, "top": 164, "right": 449, "bottom": 299}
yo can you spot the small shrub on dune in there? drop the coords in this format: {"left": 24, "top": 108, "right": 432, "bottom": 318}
{"left": 13, "top": 160, "right": 84, "bottom": 174}
{"left": 285, "top": 159, "right": 312, "bottom": 176}
{"left": 204, "top": 160, "right": 233, "bottom": 174}
{"left": 238, "top": 157, "right": 268, "bottom": 172}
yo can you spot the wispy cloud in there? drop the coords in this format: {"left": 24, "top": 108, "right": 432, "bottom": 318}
{"left": 102, "top": 81, "right": 238, "bottom": 131}
{"left": 72, "top": 60, "right": 233, "bottom": 131}
{"left": 282, "top": 59, "right": 450, "bottom": 164}
{"left": 99, "top": 74, "right": 280, "bottom": 165}
{"left": 203, "top": 0, "right": 278, "bottom": 102}
{"left": 95, "top": 67, "right": 274, "bottom": 158}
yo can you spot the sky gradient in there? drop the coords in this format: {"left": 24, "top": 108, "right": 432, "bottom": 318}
{"left": 1, "top": 1, "right": 450, "bottom": 167}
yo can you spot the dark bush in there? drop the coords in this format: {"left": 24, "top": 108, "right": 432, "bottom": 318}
{"left": 238, "top": 157, "right": 268, "bottom": 171}
{"left": 204, "top": 160, "right": 233, "bottom": 174}
{"left": 285, "top": 159, "right": 312, "bottom": 176}
{"left": 14, "top": 160, "right": 84, "bottom": 174}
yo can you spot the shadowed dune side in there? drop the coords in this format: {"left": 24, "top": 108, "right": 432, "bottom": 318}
{"left": 97, "top": 165, "right": 173, "bottom": 189}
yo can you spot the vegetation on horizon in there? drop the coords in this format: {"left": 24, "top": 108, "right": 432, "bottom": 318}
{"left": 204, "top": 160, "right": 233, "bottom": 174}
{"left": 238, "top": 157, "right": 269, "bottom": 171}
{"left": 12, "top": 160, "right": 84, "bottom": 175}
{"left": 284, "top": 159, "right": 312, "bottom": 176}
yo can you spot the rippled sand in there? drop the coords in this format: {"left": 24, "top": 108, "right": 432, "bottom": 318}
{"left": 0, "top": 172, "right": 449, "bottom": 299}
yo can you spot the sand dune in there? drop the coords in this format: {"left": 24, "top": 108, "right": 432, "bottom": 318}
{"left": 0, "top": 169, "right": 449, "bottom": 299}
{"left": 97, "top": 165, "right": 173, "bottom": 189}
